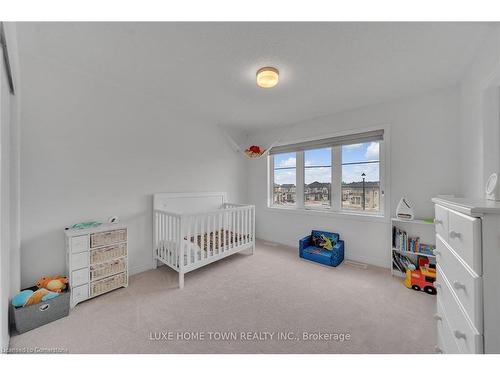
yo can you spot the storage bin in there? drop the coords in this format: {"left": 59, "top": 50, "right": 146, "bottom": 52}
{"left": 90, "top": 272, "right": 127, "bottom": 297}
{"left": 90, "top": 258, "right": 127, "bottom": 281}
{"left": 90, "top": 243, "right": 127, "bottom": 264}
{"left": 90, "top": 229, "right": 127, "bottom": 248}
{"left": 10, "top": 287, "right": 70, "bottom": 334}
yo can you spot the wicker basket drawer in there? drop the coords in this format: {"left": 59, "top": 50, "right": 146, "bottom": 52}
{"left": 90, "top": 258, "right": 127, "bottom": 281}
{"left": 90, "top": 243, "right": 127, "bottom": 264}
{"left": 90, "top": 229, "right": 127, "bottom": 248}
{"left": 90, "top": 272, "right": 127, "bottom": 297}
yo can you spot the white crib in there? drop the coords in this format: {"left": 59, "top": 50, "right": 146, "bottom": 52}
{"left": 153, "top": 192, "right": 255, "bottom": 288}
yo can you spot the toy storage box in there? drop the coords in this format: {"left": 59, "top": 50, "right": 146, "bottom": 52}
{"left": 10, "top": 288, "right": 70, "bottom": 334}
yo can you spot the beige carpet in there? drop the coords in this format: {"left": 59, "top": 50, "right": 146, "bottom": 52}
{"left": 9, "top": 240, "right": 436, "bottom": 353}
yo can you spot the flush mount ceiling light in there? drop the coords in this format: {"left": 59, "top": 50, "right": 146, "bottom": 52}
{"left": 256, "top": 67, "right": 279, "bottom": 88}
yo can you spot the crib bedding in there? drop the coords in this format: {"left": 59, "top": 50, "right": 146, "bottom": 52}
{"left": 158, "top": 229, "right": 250, "bottom": 265}
{"left": 188, "top": 229, "right": 249, "bottom": 252}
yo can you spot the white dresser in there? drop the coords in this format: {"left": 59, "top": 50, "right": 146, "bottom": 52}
{"left": 432, "top": 197, "right": 500, "bottom": 354}
{"left": 65, "top": 223, "right": 128, "bottom": 308}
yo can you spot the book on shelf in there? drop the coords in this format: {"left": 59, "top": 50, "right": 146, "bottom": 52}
{"left": 392, "top": 225, "right": 435, "bottom": 256}
{"left": 392, "top": 252, "right": 415, "bottom": 274}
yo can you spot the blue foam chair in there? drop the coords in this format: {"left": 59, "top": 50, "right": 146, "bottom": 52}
{"left": 299, "top": 230, "right": 344, "bottom": 267}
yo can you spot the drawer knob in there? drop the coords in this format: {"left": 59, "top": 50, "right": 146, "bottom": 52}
{"left": 434, "top": 219, "right": 443, "bottom": 225}
{"left": 433, "top": 314, "right": 442, "bottom": 321}
{"left": 434, "top": 281, "right": 441, "bottom": 288}
{"left": 454, "top": 330, "right": 467, "bottom": 340}
{"left": 434, "top": 345, "right": 443, "bottom": 353}
{"left": 449, "top": 230, "right": 461, "bottom": 239}
{"left": 433, "top": 249, "right": 441, "bottom": 256}
{"left": 453, "top": 281, "right": 466, "bottom": 290}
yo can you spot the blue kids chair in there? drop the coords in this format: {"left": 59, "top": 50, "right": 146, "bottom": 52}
{"left": 299, "top": 230, "right": 344, "bottom": 267}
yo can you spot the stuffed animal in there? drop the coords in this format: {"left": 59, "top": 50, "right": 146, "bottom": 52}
{"left": 36, "top": 275, "right": 68, "bottom": 293}
{"left": 244, "top": 145, "right": 265, "bottom": 158}
{"left": 11, "top": 288, "right": 59, "bottom": 308}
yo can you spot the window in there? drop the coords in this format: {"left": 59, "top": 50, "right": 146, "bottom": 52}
{"left": 269, "top": 129, "right": 385, "bottom": 216}
{"left": 272, "top": 152, "right": 296, "bottom": 206}
{"left": 341, "top": 142, "right": 380, "bottom": 212}
{"left": 304, "top": 148, "right": 331, "bottom": 208}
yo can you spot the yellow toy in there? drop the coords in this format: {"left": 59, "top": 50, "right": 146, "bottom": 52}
{"left": 36, "top": 275, "right": 69, "bottom": 293}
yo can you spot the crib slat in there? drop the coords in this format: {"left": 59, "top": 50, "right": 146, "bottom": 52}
{"left": 211, "top": 214, "right": 215, "bottom": 256}
{"left": 176, "top": 217, "right": 180, "bottom": 268}
{"left": 207, "top": 215, "right": 210, "bottom": 257}
{"left": 244, "top": 208, "right": 247, "bottom": 244}
{"left": 162, "top": 212, "right": 166, "bottom": 261}
{"left": 245, "top": 209, "right": 247, "bottom": 244}
{"left": 229, "top": 210, "right": 232, "bottom": 249}
{"left": 218, "top": 214, "right": 221, "bottom": 251}
{"left": 173, "top": 216, "right": 177, "bottom": 267}
{"left": 233, "top": 210, "right": 236, "bottom": 248}
{"left": 154, "top": 212, "right": 158, "bottom": 257}
{"left": 226, "top": 211, "right": 229, "bottom": 250}
{"left": 186, "top": 215, "right": 191, "bottom": 266}
{"left": 238, "top": 209, "right": 242, "bottom": 246}
{"left": 168, "top": 215, "right": 171, "bottom": 265}
{"left": 167, "top": 214, "right": 171, "bottom": 264}
{"left": 202, "top": 215, "right": 206, "bottom": 260}
{"left": 237, "top": 209, "right": 240, "bottom": 246}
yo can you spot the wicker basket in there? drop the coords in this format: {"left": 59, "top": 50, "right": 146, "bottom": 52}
{"left": 90, "top": 272, "right": 127, "bottom": 297}
{"left": 90, "top": 243, "right": 127, "bottom": 264}
{"left": 90, "top": 258, "right": 127, "bottom": 281}
{"left": 90, "top": 229, "right": 127, "bottom": 248}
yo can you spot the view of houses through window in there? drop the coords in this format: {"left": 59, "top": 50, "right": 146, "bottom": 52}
{"left": 304, "top": 148, "right": 331, "bottom": 208}
{"left": 272, "top": 139, "right": 381, "bottom": 213}
{"left": 341, "top": 142, "right": 380, "bottom": 212}
{"left": 273, "top": 152, "right": 296, "bottom": 205}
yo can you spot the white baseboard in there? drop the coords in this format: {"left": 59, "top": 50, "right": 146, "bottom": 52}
{"left": 256, "top": 237, "right": 389, "bottom": 269}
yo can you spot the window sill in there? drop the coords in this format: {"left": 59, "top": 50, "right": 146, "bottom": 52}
{"left": 265, "top": 205, "right": 388, "bottom": 223}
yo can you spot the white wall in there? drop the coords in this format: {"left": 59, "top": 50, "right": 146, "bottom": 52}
{"left": 247, "top": 86, "right": 461, "bottom": 267}
{"left": 0, "top": 22, "right": 20, "bottom": 351}
{"left": 458, "top": 25, "right": 500, "bottom": 199}
{"left": 18, "top": 53, "right": 248, "bottom": 288}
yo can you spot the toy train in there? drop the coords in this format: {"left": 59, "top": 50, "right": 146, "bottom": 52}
{"left": 404, "top": 257, "right": 437, "bottom": 295}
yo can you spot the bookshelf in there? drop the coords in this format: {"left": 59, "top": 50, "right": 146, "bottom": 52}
{"left": 390, "top": 217, "right": 436, "bottom": 278}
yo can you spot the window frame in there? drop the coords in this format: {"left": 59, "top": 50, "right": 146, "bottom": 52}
{"left": 268, "top": 127, "right": 387, "bottom": 218}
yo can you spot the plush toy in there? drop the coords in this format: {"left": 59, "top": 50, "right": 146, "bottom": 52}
{"left": 36, "top": 275, "right": 68, "bottom": 293}
{"left": 244, "top": 145, "right": 265, "bottom": 158}
{"left": 11, "top": 288, "right": 60, "bottom": 308}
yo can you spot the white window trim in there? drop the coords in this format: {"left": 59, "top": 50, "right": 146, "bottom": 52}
{"left": 268, "top": 125, "right": 391, "bottom": 221}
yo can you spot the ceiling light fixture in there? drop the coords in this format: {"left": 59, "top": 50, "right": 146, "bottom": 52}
{"left": 256, "top": 67, "right": 279, "bottom": 88}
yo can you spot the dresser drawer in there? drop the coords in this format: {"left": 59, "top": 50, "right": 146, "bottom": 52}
{"left": 72, "top": 284, "right": 88, "bottom": 304}
{"left": 71, "top": 235, "right": 89, "bottom": 254}
{"left": 435, "top": 204, "right": 449, "bottom": 242}
{"left": 71, "top": 251, "right": 89, "bottom": 270}
{"left": 436, "top": 266, "right": 482, "bottom": 353}
{"left": 71, "top": 268, "right": 89, "bottom": 287}
{"left": 435, "top": 236, "right": 482, "bottom": 330}
{"left": 90, "top": 229, "right": 127, "bottom": 248}
{"left": 447, "top": 209, "right": 482, "bottom": 274}
{"left": 436, "top": 299, "right": 460, "bottom": 354}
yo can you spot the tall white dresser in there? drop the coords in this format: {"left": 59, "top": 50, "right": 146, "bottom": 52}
{"left": 432, "top": 197, "right": 500, "bottom": 354}
{"left": 65, "top": 223, "right": 128, "bottom": 308}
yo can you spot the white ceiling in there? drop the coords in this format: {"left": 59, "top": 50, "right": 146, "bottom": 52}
{"left": 17, "top": 22, "right": 492, "bottom": 130}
